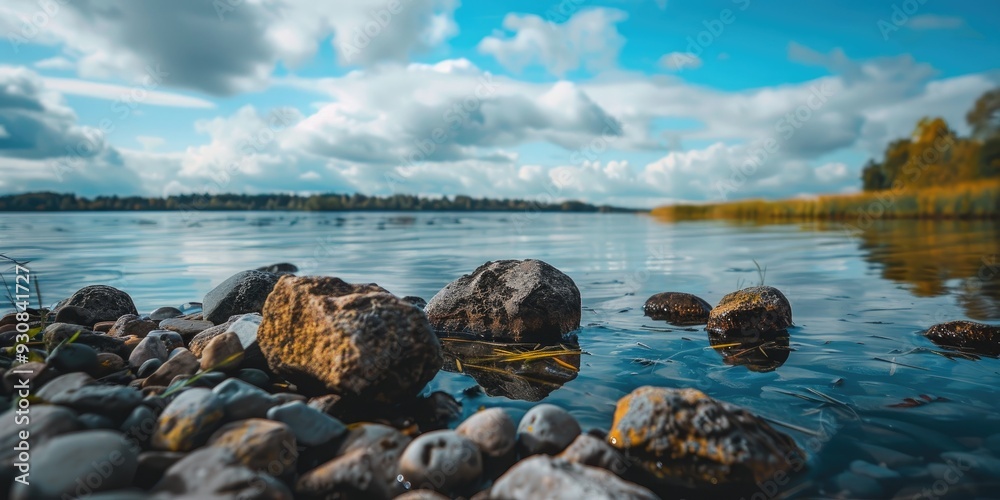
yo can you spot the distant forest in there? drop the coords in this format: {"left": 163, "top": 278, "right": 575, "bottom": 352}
{"left": 0, "top": 192, "right": 638, "bottom": 213}
{"left": 861, "top": 89, "right": 1000, "bottom": 191}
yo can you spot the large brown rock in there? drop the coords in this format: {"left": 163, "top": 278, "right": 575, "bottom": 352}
{"left": 608, "top": 386, "right": 805, "bottom": 487}
{"left": 425, "top": 259, "right": 581, "bottom": 343}
{"left": 258, "top": 276, "right": 443, "bottom": 402}
{"left": 706, "top": 285, "right": 792, "bottom": 337}
{"left": 924, "top": 320, "right": 1000, "bottom": 356}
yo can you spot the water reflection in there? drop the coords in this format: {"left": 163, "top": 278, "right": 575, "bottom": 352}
{"left": 707, "top": 330, "right": 791, "bottom": 372}
{"left": 439, "top": 337, "right": 581, "bottom": 401}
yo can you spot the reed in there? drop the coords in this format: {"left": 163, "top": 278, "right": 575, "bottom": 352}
{"left": 651, "top": 180, "right": 1000, "bottom": 221}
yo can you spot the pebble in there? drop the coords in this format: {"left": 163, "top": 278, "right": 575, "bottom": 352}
{"left": 517, "top": 403, "right": 581, "bottom": 456}
{"left": 48, "top": 342, "right": 99, "bottom": 374}
{"left": 152, "top": 387, "right": 226, "bottom": 451}
{"left": 200, "top": 331, "right": 244, "bottom": 372}
{"left": 208, "top": 418, "right": 298, "bottom": 475}
{"left": 266, "top": 401, "right": 347, "bottom": 447}
{"left": 296, "top": 447, "right": 390, "bottom": 500}
{"left": 398, "top": 430, "right": 483, "bottom": 495}
{"left": 558, "top": 433, "right": 630, "bottom": 476}
{"left": 151, "top": 446, "right": 292, "bottom": 498}
{"left": 213, "top": 378, "right": 279, "bottom": 420}
{"left": 2, "top": 361, "right": 55, "bottom": 393}
{"left": 338, "top": 423, "right": 412, "bottom": 494}
{"left": 39, "top": 378, "right": 143, "bottom": 419}
{"left": 142, "top": 348, "right": 199, "bottom": 388}
{"left": 78, "top": 412, "right": 118, "bottom": 430}
{"left": 108, "top": 314, "right": 158, "bottom": 338}
{"left": 831, "top": 470, "right": 883, "bottom": 499}
{"left": 43, "top": 323, "right": 129, "bottom": 359}
{"left": 202, "top": 270, "right": 280, "bottom": 325}
{"left": 120, "top": 404, "right": 158, "bottom": 447}
{"left": 149, "top": 306, "right": 184, "bottom": 321}
{"left": 145, "top": 330, "right": 184, "bottom": 351}
{"left": 95, "top": 352, "right": 127, "bottom": 377}
{"left": 237, "top": 367, "right": 271, "bottom": 388}
{"left": 137, "top": 358, "right": 163, "bottom": 378}
{"left": 491, "top": 455, "right": 658, "bottom": 499}
{"left": 63, "top": 285, "right": 139, "bottom": 324}
{"left": 0, "top": 405, "right": 80, "bottom": 481}
{"left": 92, "top": 320, "right": 116, "bottom": 333}
{"left": 158, "top": 318, "right": 213, "bottom": 339}
{"left": 134, "top": 451, "right": 186, "bottom": 490}
{"left": 54, "top": 305, "right": 97, "bottom": 327}
{"left": 396, "top": 491, "right": 449, "bottom": 500}
{"left": 9, "top": 430, "right": 138, "bottom": 500}
{"left": 456, "top": 408, "right": 516, "bottom": 477}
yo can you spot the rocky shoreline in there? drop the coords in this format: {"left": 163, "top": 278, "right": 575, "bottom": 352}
{"left": 1, "top": 259, "right": 997, "bottom": 499}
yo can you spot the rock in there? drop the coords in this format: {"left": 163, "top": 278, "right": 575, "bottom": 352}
{"left": 95, "top": 352, "right": 127, "bottom": 377}
{"left": 706, "top": 285, "right": 793, "bottom": 337}
{"left": 142, "top": 348, "right": 199, "bottom": 388}
{"left": 64, "top": 285, "right": 138, "bottom": 324}
{"left": 47, "top": 342, "right": 99, "bottom": 374}
{"left": 238, "top": 367, "right": 271, "bottom": 388}
{"left": 146, "top": 330, "right": 184, "bottom": 351}
{"left": 642, "top": 292, "right": 712, "bottom": 325}
{"left": 108, "top": 314, "right": 157, "bottom": 338}
{"left": 189, "top": 313, "right": 267, "bottom": 369}
{"left": 456, "top": 408, "right": 516, "bottom": 477}
{"left": 0, "top": 405, "right": 80, "bottom": 488}
{"left": 832, "top": 471, "right": 883, "bottom": 499}
{"left": 149, "top": 306, "right": 184, "bottom": 321}
{"left": 849, "top": 460, "right": 901, "bottom": 480}
{"left": 940, "top": 451, "right": 1000, "bottom": 478}
{"left": 92, "top": 321, "right": 116, "bottom": 333}
{"left": 490, "top": 455, "right": 658, "bottom": 500}
{"left": 517, "top": 403, "right": 581, "bottom": 456}
{"left": 266, "top": 401, "right": 347, "bottom": 447}
{"left": 137, "top": 358, "right": 163, "bottom": 379}
{"left": 337, "top": 423, "right": 412, "bottom": 493}
{"left": 2, "top": 361, "right": 56, "bottom": 393}
{"left": 708, "top": 329, "right": 790, "bottom": 373}
{"left": 152, "top": 387, "right": 226, "bottom": 451}
{"left": 425, "top": 259, "right": 582, "bottom": 342}
{"left": 134, "top": 451, "right": 186, "bottom": 489}
{"left": 208, "top": 418, "right": 298, "bottom": 475}
{"left": 121, "top": 405, "right": 158, "bottom": 447}
{"left": 258, "top": 275, "right": 442, "bottom": 401}
{"left": 9, "top": 430, "right": 138, "bottom": 500}
{"left": 257, "top": 262, "right": 298, "bottom": 274}
{"left": 608, "top": 386, "right": 805, "bottom": 486}
{"left": 925, "top": 321, "right": 1000, "bottom": 356}
{"left": 78, "top": 412, "right": 118, "bottom": 430}
{"left": 157, "top": 318, "right": 213, "bottom": 340}
{"left": 43, "top": 323, "right": 129, "bottom": 359}
{"left": 54, "top": 305, "right": 97, "bottom": 327}
{"left": 213, "top": 377, "right": 279, "bottom": 420}
{"left": 203, "top": 270, "right": 280, "bottom": 325}
{"left": 296, "top": 447, "right": 391, "bottom": 500}
{"left": 559, "top": 433, "right": 630, "bottom": 476}
{"left": 403, "top": 296, "right": 427, "bottom": 309}
{"left": 398, "top": 430, "right": 483, "bottom": 496}
{"left": 441, "top": 339, "right": 579, "bottom": 402}
{"left": 152, "top": 447, "right": 292, "bottom": 499}
{"left": 128, "top": 336, "right": 170, "bottom": 373}
{"left": 200, "top": 331, "right": 244, "bottom": 372}
{"left": 37, "top": 374, "right": 142, "bottom": 419}
{"left": 396, "top": 491, "right": 449, "bottom": 500}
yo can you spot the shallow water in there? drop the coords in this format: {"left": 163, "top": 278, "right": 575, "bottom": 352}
{"left": 3, "top": 211, "right": 1000, "bottom": 497}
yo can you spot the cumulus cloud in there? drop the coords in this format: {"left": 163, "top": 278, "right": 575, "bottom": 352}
{"left": 478, "top": 8, "right": 627, "bottom": 76}
{"left": 0, "top": 0, "right": 460, "bottom": 96}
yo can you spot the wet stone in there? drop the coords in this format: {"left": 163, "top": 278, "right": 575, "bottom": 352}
{"left": 152, "top": 387, "right": 226, "bottom": 452}
{"left": 9, "top": 430, "right": 138, "bottom": 500}
{"left": 64, "top": 284, "right": 138, "bottom": 324}
{"left": 517, "top": 403, "right": 582, "bottom": 456}
{"left": 642, "top": 292, "right": 712, "bottom": 325}
{"left": 149, "top": 306, "right": 184, "bottom": 321}
{"left": 213, "top": 377, "right": 279, "bottom": 421}
{"left": 398, "top": 430, "right": 483, "bottom": 496}
{"left": 490, "top": 455, "right": 658, "bottom": 500}
{"left": 266, "top": 401, "right": 347, "bottom": 447}
{"left": 925, "top": 320, "right": 1000, "bottom": 356}
{"left": 706, "top": 285, "right": 793, "bottom": 337}
{"left": 203, "top": 270, "right": 280, "bottom": 325}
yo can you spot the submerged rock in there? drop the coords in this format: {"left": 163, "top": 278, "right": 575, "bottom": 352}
{"left": 258, "top": 276, "right": 442, "bottom": 402}
{"left": 440, "top": 337, "right": 580, "bottom": 402}
{"left": 706, "top": 285, "right": 793, "bottom": 337}
{"left": 425, "top": 259, "right": 582, "bottom": 343}
{"left": 63, "top": 285, "right": 138, "bottom": 324}
{"left": 202, "top": 270, "right": 280, "bottom": 324}
{"left": 924, "top": 320, "right": 1000, "bottom": 356}
{"left": 490, "top": 455, "right": 658, "bottom": 500}
{"left": 642, "top": 292, "right": 712, "bottom": 325}
{"left": 608, "top": 386, "right": 805, "bottom": 487}
{"left": 708, "top": 329, "right": 791, "bottom": 372}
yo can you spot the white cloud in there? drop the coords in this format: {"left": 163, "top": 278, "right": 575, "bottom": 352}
{"left": 33, "top": 57, "right": 75, "bottom": 71}
{"left": 478, "top": 8, "right": 627, "bottom": 76}
{"left": 136, "top": 136, "right": 166, "bottom": 151}
{"left": 659, "top": 52, "right": 702, "bottom": 72}
{"left": 908, "top": 15, "right": 965, "bottom": 30}
{"left": 42, "top": 78, "right": 216, "bottom": 108}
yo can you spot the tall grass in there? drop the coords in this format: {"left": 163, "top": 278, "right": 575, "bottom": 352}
{"left": 651, "top": 180, "right": 1000, "bottom": 221}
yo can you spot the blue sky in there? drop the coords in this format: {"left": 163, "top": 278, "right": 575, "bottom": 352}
{"left": 0, "top": 0, "right": 997, "bottom": 207}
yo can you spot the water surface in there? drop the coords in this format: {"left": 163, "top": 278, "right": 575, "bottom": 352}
{"left": 3, "top": 211, "right": 999, "bottom": 496}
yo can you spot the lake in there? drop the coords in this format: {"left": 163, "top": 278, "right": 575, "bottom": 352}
{"left": 3, "top": 211, "right": 1000, "bottom": 497}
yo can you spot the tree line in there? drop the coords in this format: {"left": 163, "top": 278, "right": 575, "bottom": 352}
{"left": 0, "top": 192, "right": 637, "bottom": 213}
{"left": 862, "top": 89, "right": 1000, "bottom": 191}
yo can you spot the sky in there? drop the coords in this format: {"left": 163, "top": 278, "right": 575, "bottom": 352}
{"left": 0, "top": 0, "right": 997, "bottom": 208}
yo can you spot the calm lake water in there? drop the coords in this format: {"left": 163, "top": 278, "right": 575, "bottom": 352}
{"left": 3, "top": 211, "right": 1000, "bottom": 497}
